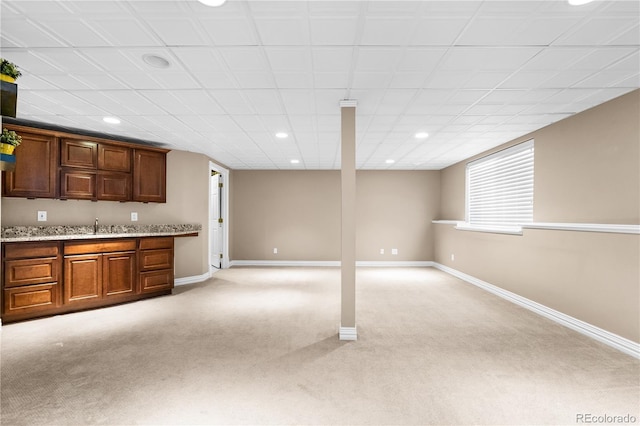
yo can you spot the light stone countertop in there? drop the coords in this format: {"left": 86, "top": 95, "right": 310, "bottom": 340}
{"left": 1, "top": 224, "right": 201, "bottom": 242}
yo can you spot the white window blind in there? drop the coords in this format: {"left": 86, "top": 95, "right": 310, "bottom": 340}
{"left": 466, "top": 140, "right": 534, "bottom": 226}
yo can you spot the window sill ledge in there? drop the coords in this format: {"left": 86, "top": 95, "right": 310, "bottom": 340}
{"left": 432, "top": 220, "right": 640, "bottom": 235}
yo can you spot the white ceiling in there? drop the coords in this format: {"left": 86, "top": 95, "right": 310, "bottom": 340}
{"left": 1, "top": 0, "right": 638, "bottom": 170}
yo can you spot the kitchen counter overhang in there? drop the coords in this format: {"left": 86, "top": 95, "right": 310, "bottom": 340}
{"left": 1, "top": 224, "right": 201, "bottom": 242}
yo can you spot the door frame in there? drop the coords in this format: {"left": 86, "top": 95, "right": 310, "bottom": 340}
{"left": 209, "top": 161, "right": 230, "bottom": 273}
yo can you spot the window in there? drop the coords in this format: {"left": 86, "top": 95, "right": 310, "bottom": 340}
{"left": 466, "top": 140, "right": 534, "bottom": 227}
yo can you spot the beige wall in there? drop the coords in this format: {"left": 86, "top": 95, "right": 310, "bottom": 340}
{"left": 1, "top": 149, "right": 211, "bottom": 279}
{"left": 230, "top": 170, "right": 440, "bottom": 261}
{"left": 436, "top": 90, "right": 640, "bottom": 343}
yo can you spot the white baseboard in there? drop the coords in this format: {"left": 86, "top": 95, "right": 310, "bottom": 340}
{"left": 356, "top": 261, "right": 434, "bottom": 267}
{"left": 432, "top": 263, "right": 640, "bottom": 359}
{"left": 339, "top": 326, "right": 357, "bottom": 341}
{"left": 230, "top": 260, "right": 340, "bottom": 267}
{"left": 229, "top": 260, "right": 434, "bottom": 268}
{"left": 174, "top": 271, "right": 212, "bottom": 286}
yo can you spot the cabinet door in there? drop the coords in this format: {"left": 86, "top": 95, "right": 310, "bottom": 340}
{"left": 97, "top": 172, "right": 131, "bottom": 201}
{"left": 98, "top": 144, "right": 131, "bottom": 172}
{"left": 60, "top": 139, "right": 97, "bottom": 169}
{"left": 133, "top": 149, "right": 166, "bottom": 203}
{"left": 60, "top": 170, "right": 96, "bottom": 200}
{"left": 64, "top": 254, "right": 102, "bottom": 304}
{"left": 2, "top": 130, "right": 58, "bottom": 198}
{"left": 103, "top": 251, "right": 136, "bottom": 298}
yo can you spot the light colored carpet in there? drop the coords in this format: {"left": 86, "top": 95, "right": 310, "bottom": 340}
{"left": 1, "top": 267, "right": 638, "bottom": 425}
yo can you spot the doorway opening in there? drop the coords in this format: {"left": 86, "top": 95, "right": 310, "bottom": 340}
{"left": 209, "top": 161, "right": 229, "bottom": 274}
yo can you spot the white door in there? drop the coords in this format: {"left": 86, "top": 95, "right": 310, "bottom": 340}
{"left": 210, "top": 171, "right": 222, "bottom": 269}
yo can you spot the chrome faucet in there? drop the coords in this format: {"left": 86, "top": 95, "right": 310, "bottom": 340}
{"left": 94, "top": 218, "right": 98, "bottom": 234}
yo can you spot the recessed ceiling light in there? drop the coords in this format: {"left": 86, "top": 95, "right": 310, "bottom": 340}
{"left": 415, "top": 132, "right": 429, "bottom": 139}
{"left": 385, "top": 159, "right": 395, "bottom": 164}
{"left": 142, "top": 54, "right": 171, "bottom": 69}
{"left": 198, "top": 0, "right": 227, "bottom": 6}
{"left": 290, "top": 159, "right": 300, "bottom": 164}
{"left": 103, "top": 117, "right": 120, "bottom": 124}
{"left": 276, "top": 132, "right": 288, "bottom": 139}
{"left": 568, "top": 0, "right": 595, "bottom": 5}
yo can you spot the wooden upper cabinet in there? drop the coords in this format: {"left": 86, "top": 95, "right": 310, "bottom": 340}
{"left": 133, "top": 149, "right": 166, "bottom": 203}
{"left": 2, "top": 129, "right": 58, "bottom": 199}
{"left": 98, "top": 144, "right": 131, "bottom": 172}
{"left": 2, "top": 123, "right": 167, "bottom": 203}
{"left": 60, "top": 139, "right": 97, "bottom": 169}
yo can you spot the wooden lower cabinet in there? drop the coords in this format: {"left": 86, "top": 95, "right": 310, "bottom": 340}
{"left": 2, "top": 237, "right": 175, "bottom": 323}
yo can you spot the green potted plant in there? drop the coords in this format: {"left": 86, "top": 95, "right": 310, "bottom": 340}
{"left": 0, "top": 128, "right": 22, "bottom": 155}
{"left": 1, "top": 58, "right": 20, "bottom": 117}
{"left": 1, "top": 59, "right": 22, "bottom": 83}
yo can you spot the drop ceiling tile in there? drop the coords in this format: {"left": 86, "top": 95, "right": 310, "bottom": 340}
{"left": 499, "top": 71, "right": 558, "bottom": 89}
{"left": 103, "top": 91, "right": 168, "bottom": 115}
{"left": 427, "top": 71, "right": 470, "bottom": 90}
{"left": 172, "top": 90, "right": 225, "bottom": 115}
{"left": 274, "top": 73, "right": 313, "bottom": 89}
{"left": 312, "top": 47, "right": 355, "bottom": 72}
{"left": 376, "top": 90, "right": 418, "bottom": 115}
{"left": 199, "top": 18, "right": 258, "bottom": 46}
{"left": 144, "top": 18, "right": 209, "bottom": 46}
{"left": 456, "top": 17, "right": 528, "bottom": 46}
{"left": 355, "top": 48, "right": 403, "bottom": 72}
{"left": 264, "top": 47, "right": 312, "bottom": 72}
{"left": 361, "top": 18, "right": 416, "bottom": 45}
{"left": 109, "top": 73, "right": 163, "bottom": 90}
{"left": 209, "top": 90, "right": 256, "bottom": 115}
{"left": 254, "top": 18, "right": 310, "bottom": 46}
{"left": 410, "top": 18, "right": 469, "bottom": 46}
{"left": 34, "top": 74, "right": 95, "bottom": 90}
{"left": 314, "top": 73, "right": 350, "bottom": 89}
{"left": 79, "top": 49, "right": 142, "bottom": 72}
{"left": 388, "top": 73, "right": 428, "bottom": 89}
{"left": 192, "top": 71, "right": 238, "bottom": 89}
{"left": 397, "top": 48, "right": 447, "bottom": 72}
{"left": 462, "top": 72, "right": 512, "bottom": 90}
{"left": 280, "top": 90, "right": 315, "bottom": 115}
{"left": 365, "top": 1, "right": 421, "bottom": 17}
{"left": 89, "top": 18, "right": 161, "bottom": 47}
{"left": 315, "top": 91, "right": 348, "bottom": 114}
{"left": 441, "top": 47, "right": 542, "bottom": 72}
{"left": 309, "top": 18, "right": 359, "bottom": 46}
{"left": 171, "top": 47, "right": 227, "bottom": 71}
{"left": 243, "top": 90, "right": 284, "bottom": 114}
{"left": 234, "top": 72, "right": 276, "bottom": 89}
{"left": 555, "top": 17, "right": 639, "bottom": 45}
{"left": 351, "top": 73, "right": 392, "bottom": 90}
{"left": 219, "top": 47, "right": 270, "bottom": 71}
{"left": 571, "top": 48, "right": 638, "bottom": 71}
{"left": 38, "top": 19, "right": 110, "bottom": 47}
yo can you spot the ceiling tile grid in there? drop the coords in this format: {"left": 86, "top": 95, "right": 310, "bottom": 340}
{"left": 1, "top": 0, "right": 638, "bottom": 170}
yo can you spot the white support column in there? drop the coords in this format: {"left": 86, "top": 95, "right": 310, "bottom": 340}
{"left": 339, "top": 100, "right": 357, "bottom": 341}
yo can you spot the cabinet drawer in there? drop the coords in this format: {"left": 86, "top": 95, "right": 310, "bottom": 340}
{"left": 64, "top": 240, "right": 137, "bottom": 255}
{"left": 4, "top": 257, "right": 59, "bottom": 288}
{"left": 139, "top": 249, "right": 173, "bottom": 271}
{"left": 4, "top": 283, "right": 59, "bottom": 314}
{"left": 140, "top": 270, "right": 173, "bottom": 294}
{"left": 4, "top": 242, "right": 59, "bottom": 260}
{"left": 139, "top": 237, "right": 173, "bottom": 250}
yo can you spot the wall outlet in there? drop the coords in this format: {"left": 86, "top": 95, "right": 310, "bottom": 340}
{"left": 37, "top": 211, "right": 47, "bottom": 222}
{"left": 391, "top": 248, "right": 398, "bottom": 255}
{"left": 451, "top": 253, "right": 455, "bottom": 261}
{"left": 131, "top": 212, "right": 138, "bottom": 221}
{"left": 273, "top": 248, "right": 278, "bottom": 254}
{"left": 379, "top": 248, "right": 384, "bottom": 254}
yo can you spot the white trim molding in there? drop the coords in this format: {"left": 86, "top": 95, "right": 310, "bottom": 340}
{"left": 230, "top": 260, "right": 340, "bottom": 267}
{"left": 356, "top": 261, "right": 434, "bottom": 267}
{"left": 229, "top": 260, "right": 435, "bottom": 268}
{"left": 433, "top": 220, "right": 640, "bottom": 235}
{"left": 174, "top": 271, "right": 213, "bottom": 287}
{"left": 339, "top": 326, "right": 357, "bottom": 341}
{"left": 523, "top": 222, "right": 640, "bottom": 234}
{"left": 432, "top": 263, "right": 640, "bottom": 359}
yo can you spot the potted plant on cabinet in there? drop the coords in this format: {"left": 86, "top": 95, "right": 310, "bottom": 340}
{"left": 1, "top": 58, "right": 21, "bottom": 118}
{"left": 1, "top": 128, "right": 21, "bottom": 155}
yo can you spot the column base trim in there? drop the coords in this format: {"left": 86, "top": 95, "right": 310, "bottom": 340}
{"left": 339, "top": 326, "right": 357, "bottom": 341}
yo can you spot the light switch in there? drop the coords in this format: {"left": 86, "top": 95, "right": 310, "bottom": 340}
{"left": 131, "top": 212, "right": 138, "bottom": 221}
